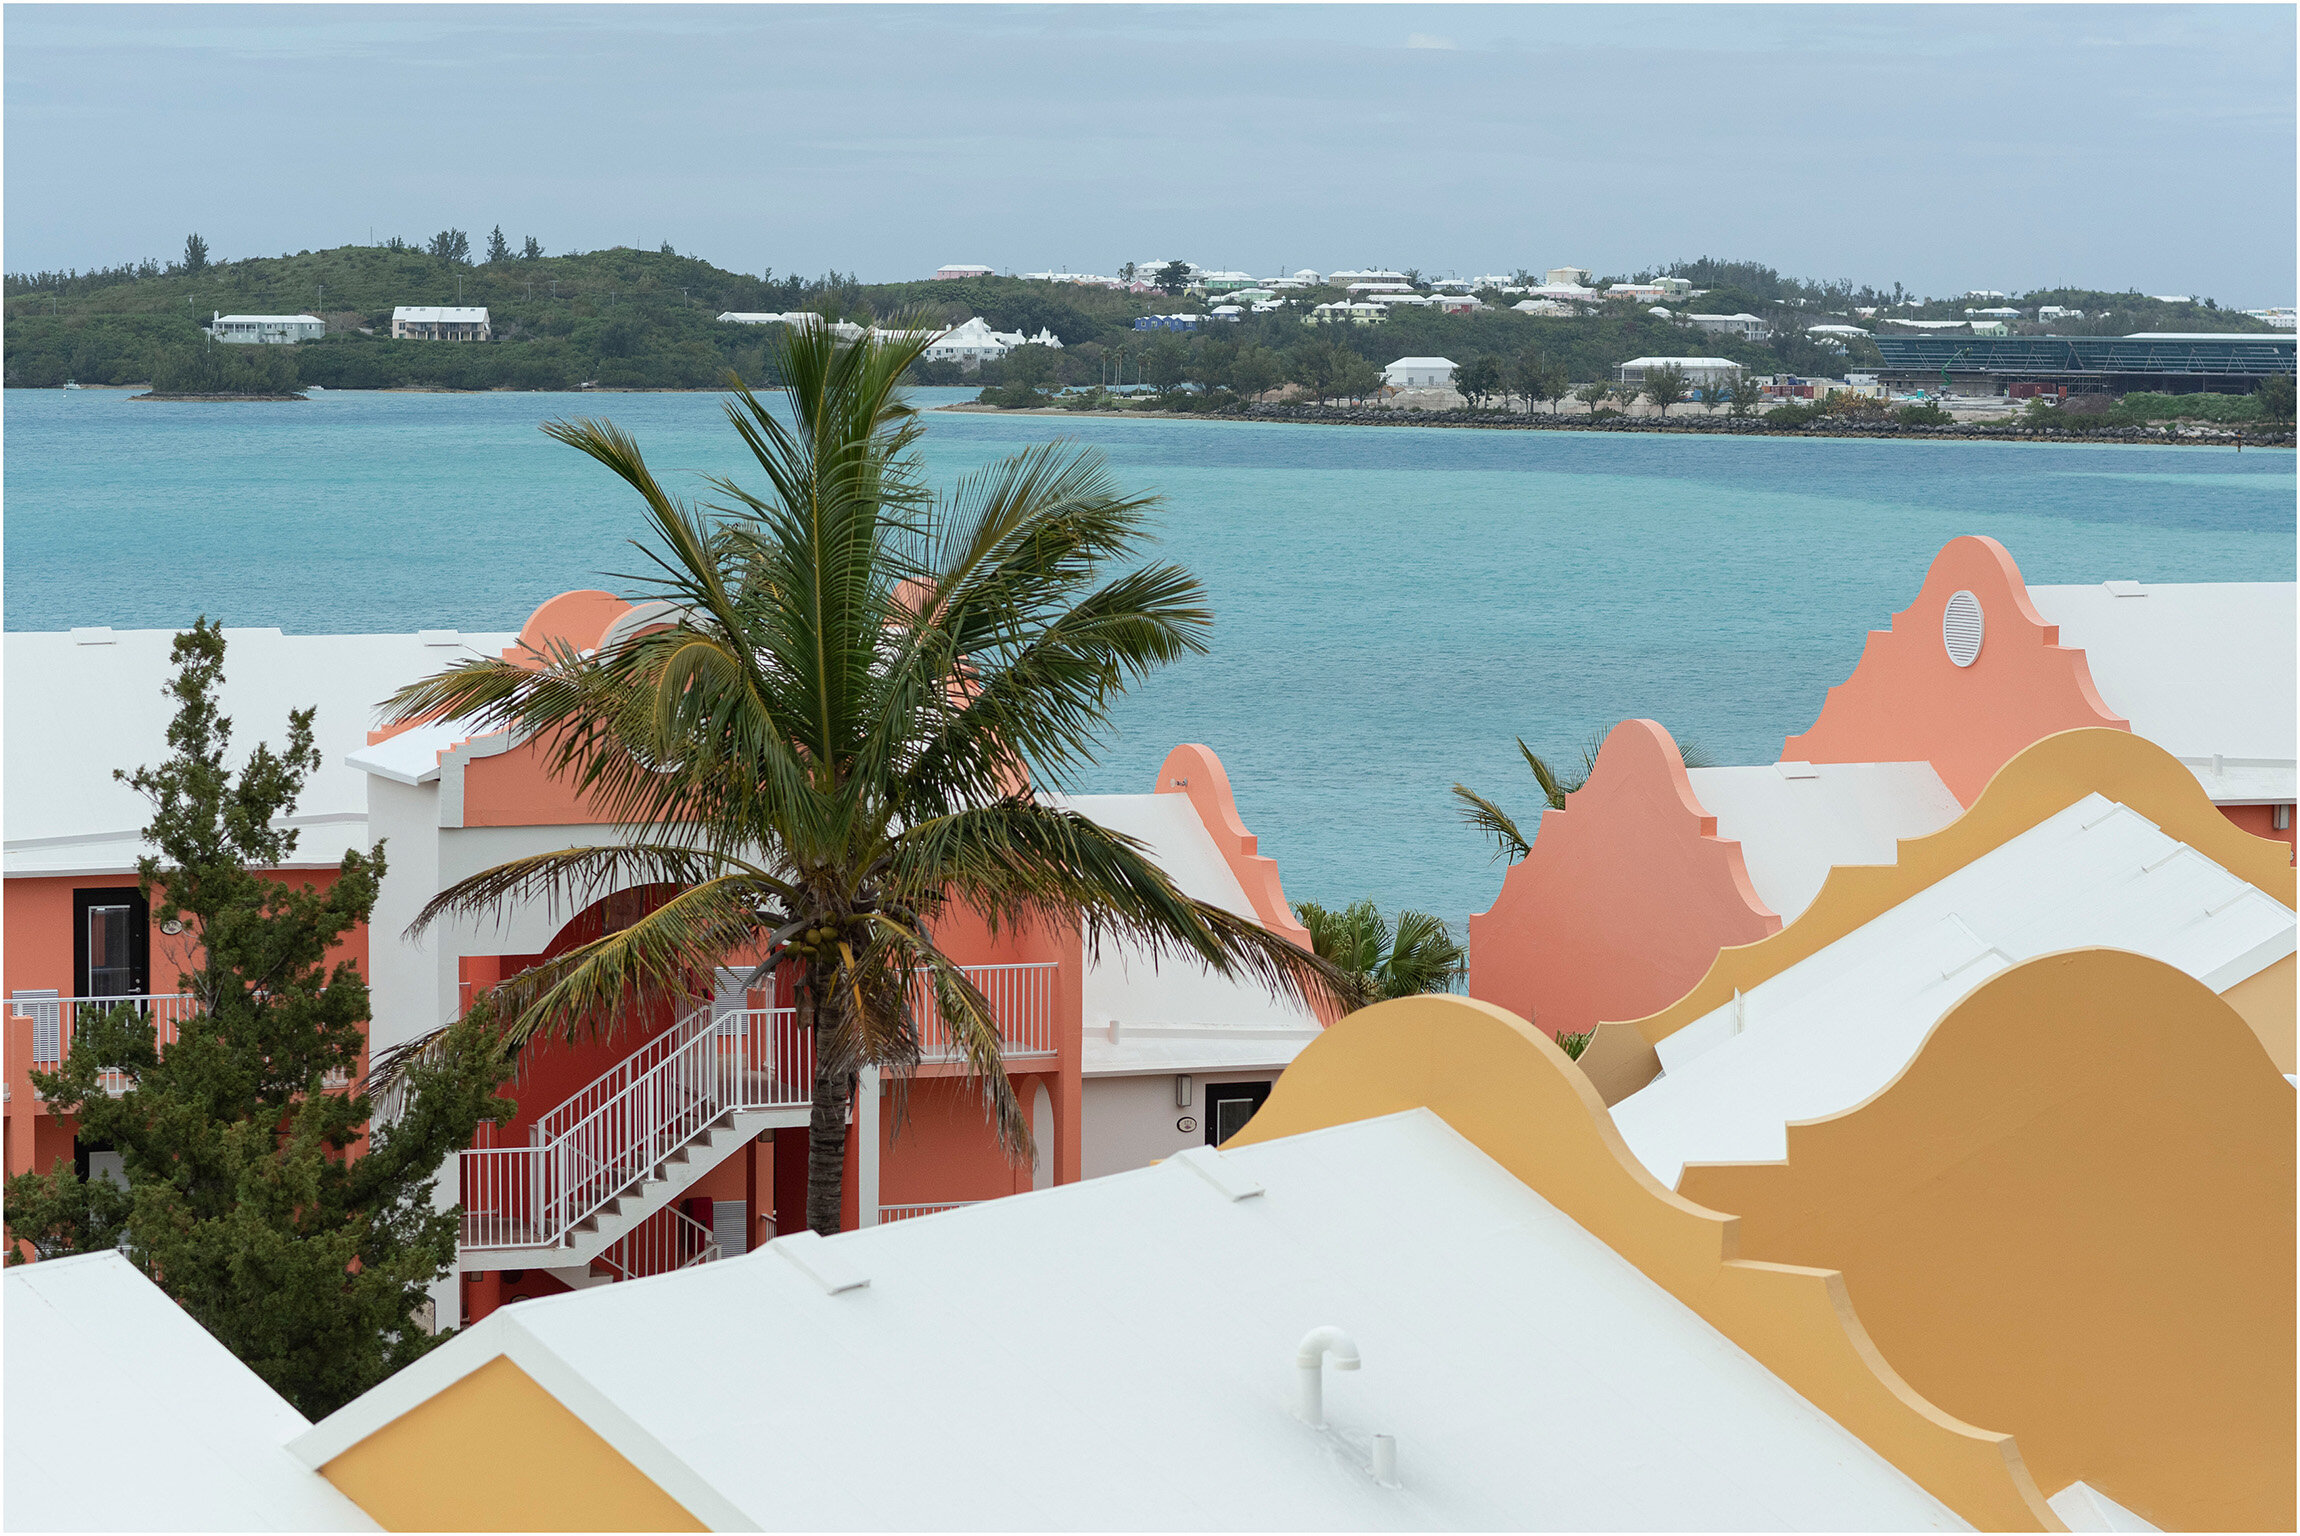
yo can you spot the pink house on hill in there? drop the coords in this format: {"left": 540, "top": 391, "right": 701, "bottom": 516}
{"left": 1469, "top": 535, "right": 2295, "bottom": 1039}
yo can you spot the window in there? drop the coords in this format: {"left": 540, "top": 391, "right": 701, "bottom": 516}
{"left": 1204, "top": 1081, "right": 1271, "bottom": 1148}
{"left": 74, "top": 887, "right": 148, "bottom": 999}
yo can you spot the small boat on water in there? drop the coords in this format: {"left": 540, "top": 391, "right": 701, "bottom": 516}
{"left": 62, "top": 380, "right": 83, "bottom": 390}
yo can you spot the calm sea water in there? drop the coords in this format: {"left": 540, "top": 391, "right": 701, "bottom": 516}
{"left": 7, "top": 387, "right": 2293, "bottom": 927}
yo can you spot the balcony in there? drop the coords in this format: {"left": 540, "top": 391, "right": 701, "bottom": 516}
{"left": 9, "top": 993, "right": 200, "bottom": 1099}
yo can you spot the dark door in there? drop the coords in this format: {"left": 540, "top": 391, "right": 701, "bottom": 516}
{"left": 1204, "top": 1081, "right": 1272, "bottom": 1147}
{"left": 74, "top": 887, "right": 149, "bottom": 999}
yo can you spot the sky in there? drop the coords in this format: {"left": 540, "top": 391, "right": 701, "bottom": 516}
{"left": 6, "top": 4, "right": 2294, "bottom": 305}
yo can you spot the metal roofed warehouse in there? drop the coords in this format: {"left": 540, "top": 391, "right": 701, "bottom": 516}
{"left": 1869, "top": 331, "right": 2295, "bottom": 394}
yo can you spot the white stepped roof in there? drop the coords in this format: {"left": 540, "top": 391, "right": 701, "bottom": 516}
{"left": 1687, "top": 761, "right": 1963, "bottom": 923}
{"left": 1050, "top": 792, "right": 1320, "bottom": 1076}
{"left": 6, "top": 1253, "right": 377, "bottom": 1531}
{"left": 297, "top": 1111, "right": 1967, "bottom": 1531}
{"left": 1613, "top": 793, "right": 2296, "bottom": 1188}
{"left": 390, "top": 305, "right": 489, "bottom": 322}
{"left": 2026, "top": 580, "right": 2296, "bottom": 801}
{"left": 4, "top": 626, "right": 515, "bottom": 875}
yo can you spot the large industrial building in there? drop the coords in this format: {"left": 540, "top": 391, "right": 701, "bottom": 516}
{"left": 1870, "top": 330, "right": 2296, "bottom": 395}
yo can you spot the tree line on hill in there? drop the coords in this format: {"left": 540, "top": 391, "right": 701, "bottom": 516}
{"left": 4, "top": 235, "right": 2284, "bottom": 394}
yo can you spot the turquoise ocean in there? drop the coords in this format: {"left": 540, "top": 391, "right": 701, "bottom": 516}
{"left": 7, "top": 387, "right": 2293, "bottom": 927}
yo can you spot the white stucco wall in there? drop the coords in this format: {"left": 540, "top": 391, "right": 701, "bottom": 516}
{"left": 1082, "top": 1071, "right": 1275, "bottom": 1180}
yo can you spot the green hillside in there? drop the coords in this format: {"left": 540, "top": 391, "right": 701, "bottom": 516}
{"left": 5, "top": 238, "right": 2274, "bottom": 393}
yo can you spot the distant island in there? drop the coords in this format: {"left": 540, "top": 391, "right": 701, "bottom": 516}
{"left": 5, "top": 237, "right": 2284, "bottom": 399}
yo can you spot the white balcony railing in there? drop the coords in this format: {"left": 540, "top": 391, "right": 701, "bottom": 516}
{"left": 879, "top": 1201, "right": 981, "bottom": 1223}
{"left": 914, "top": 962, "right": 1058, "bottom": 1060}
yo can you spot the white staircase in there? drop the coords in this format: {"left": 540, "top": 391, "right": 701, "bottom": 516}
{"left": 458, "top": 1005, "right": 813, "bottom": 1275}
{"left": 455, "top": 961, "right": 1058, "bottom": 1282}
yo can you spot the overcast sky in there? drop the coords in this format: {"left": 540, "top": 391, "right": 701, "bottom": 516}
{"left": 6, "top": 4, "right": 2293, "bottom": 304}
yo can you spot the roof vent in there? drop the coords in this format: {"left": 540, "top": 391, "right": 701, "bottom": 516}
{"left": 69, "top": 627, "right": 116, "bottom": 646}
{"left": 2102, "top": 580, "right": 2146, "bottom": 598}
{"left": 1942, "top": 590, "right": 1985, "bottom": 668}
{"left": 418, "top": 629, "right": 462, "bottom": 647}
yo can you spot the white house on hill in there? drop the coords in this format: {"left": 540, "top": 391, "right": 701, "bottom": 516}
{"left": 208, "top": 313, "right": 326, "bottom": 345}
{"left": 1381, "top": 357, "right": 1458, "bottom": 390}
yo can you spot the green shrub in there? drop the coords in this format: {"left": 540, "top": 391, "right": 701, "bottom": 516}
{"left": 1765, "top": 400, "right": 1824, "bottom": 427}
{"left": 150, "top": 341, "right": 300, "bottom": 395}
{"left": 1895, "top": 402, "right": 1953, "bottom": 426}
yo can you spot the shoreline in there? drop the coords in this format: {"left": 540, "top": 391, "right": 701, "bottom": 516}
{"left": 933, "top": 401, "right": 2296, "bottom": 448}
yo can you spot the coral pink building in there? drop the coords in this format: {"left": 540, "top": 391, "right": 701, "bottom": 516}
{"left": 1469, "top": 535, "right": 2296, "bottom": 1038}
{"left": 6, "top": 594, "right": 1324, "bottom": 1324}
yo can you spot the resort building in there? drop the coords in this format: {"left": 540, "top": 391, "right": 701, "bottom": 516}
{"left": 5, "top": 593, "right": 1324, "bottom": 1330}
{"left": 1380, "top": 357, "right": 1458, "bottom": 390}
{"left": 1467, "top": 534, "right": 2298, "bottom": 1043}
{"left": 1869, "top": 330, "right": 2296, "bottom": 395}
{"left": 206, "top": 312, "right": 325, "bottom": 345}
{"left": 1615, "top": 356, "right": 1745, "bottom": 387}
{"left": 1545, "top": 265, "right": 1592, "bottom": 287}
{"left": 932, "top": 263, "right": 995, "bottom": 280}
{"left": 918, "top": 315, "right": 1030, "bottom": 365}
{"left": 389, "top": 306, "right": 491, "bottom": 342}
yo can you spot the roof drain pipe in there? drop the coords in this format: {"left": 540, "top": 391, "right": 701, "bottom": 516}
{"left": 1295, "top": 1326, "right": 1360, "bottom": 1427}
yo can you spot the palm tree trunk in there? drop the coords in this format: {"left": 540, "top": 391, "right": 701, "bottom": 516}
{"left": 804, "top": 967, "right": 851, "bottom": 1235}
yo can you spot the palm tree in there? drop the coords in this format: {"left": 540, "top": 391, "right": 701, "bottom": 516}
{"left": 1453, "top": 732, "right": 1713, "bottom": 863}
{"left": 381, "top": 320, "right": 1344, "bottom": 1235}
{"left": 1293, "top": 899, "right": 1466, "bottom": 1012}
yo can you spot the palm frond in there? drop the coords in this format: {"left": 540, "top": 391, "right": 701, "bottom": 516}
{"left": 1451, "top": 784, "right": 1533, "bottom": 864}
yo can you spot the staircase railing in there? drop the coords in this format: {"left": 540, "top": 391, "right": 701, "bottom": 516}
{"left": 457, "top": 959, "right": 1059, "bottom": 1256}
{"left": 593, "top": 1202, "right": 722, "bottom": 1282}
{"left": 461, "top": 1004, "right": 808, "bottom": 1252}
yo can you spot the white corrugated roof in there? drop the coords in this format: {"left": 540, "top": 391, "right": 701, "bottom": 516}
{"left": 294, "top": 1111, "right": 1967, "bottom": 1531}
{"left": 1049, "top": 792, "right": 1322, "bottom": 1077}
{"left": 3, "top": 627, "right": 516, "bottom": 874}
{"left": 5, "top": 1253, "right": 377, "bottom": 1531}
{"left": 1612, "top": 793, "right": 2295, "bottom": 1188}
{"left": 2027, "top": 581, "right": 2296, "bottom": 800}
{"left": 1687, "top": 761, "right": 1963, "bottom": 923}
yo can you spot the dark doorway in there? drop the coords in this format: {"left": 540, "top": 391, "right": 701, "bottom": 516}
{"left": 73, "top": 888, "right": 149, "bottom": 999}
{"left": 1204, "top": 1081, "right": 1272, "bottom": 1147}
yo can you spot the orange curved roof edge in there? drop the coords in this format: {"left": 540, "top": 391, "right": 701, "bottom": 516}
{"left": 1227, "top": 993, "right": 2064, "bottom": 1532}
{"left": 1624, "top": 726, "right": 2297, "bottom": 1049}
{"left": 1784, "top": 535, "right": 2129, "bottom": 804}
{"left": 507, "top": 590, "right": 634, "bottom": 666}
{"left": 1679, "top": 949, "right": 2295, "bottom": 1532}
{"left": 1467, "top": 719, "right": 1778, "bottom": 1037}
{"left": 1152, "top": 744, "right": 1313, "bottom": 952}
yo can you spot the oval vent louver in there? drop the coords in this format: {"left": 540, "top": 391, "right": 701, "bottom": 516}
{"left": 1943, "top": 589, "right": 1985, "bottom": 667}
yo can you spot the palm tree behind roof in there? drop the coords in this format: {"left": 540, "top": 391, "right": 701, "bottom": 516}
{"left": 383, "top": 318, "right": 1345, "bottom": 1234}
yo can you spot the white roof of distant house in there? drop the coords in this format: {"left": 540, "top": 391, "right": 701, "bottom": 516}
{"left": 7, "top": 1253, "right": 377, "bottom": 1532}
{"left": 1807, "top": 323, "right": 1870, "bottom": 336}
{"left": 1384, "top": 356, "right": 1457, "bottom": 369}
{"left": 1052, "top": 793, "right": 1321, "bottom": 1077}
{"left": 212, "top": 313, "right": 322, "bottom": 325}
{"left": 390, "top": 306, "right": 489, "bottom": 323}
{"left": 4, "top": 625, "right": 516, "bottom": 877}
{"left": 2029, "top": 580, "right": 2297, "bottom": 802}
{"left": 1611, "top": 792, "right": 2296, "bottom": 1189}
{"left": 1617, "top": 356, "right": 1743, "bottom": 369}
{"left": 1685, "top": 761, "right": 1963, "bottom": 923}
{"left": 293, "top": 1111, "right": 1966, "bottom": 1530}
